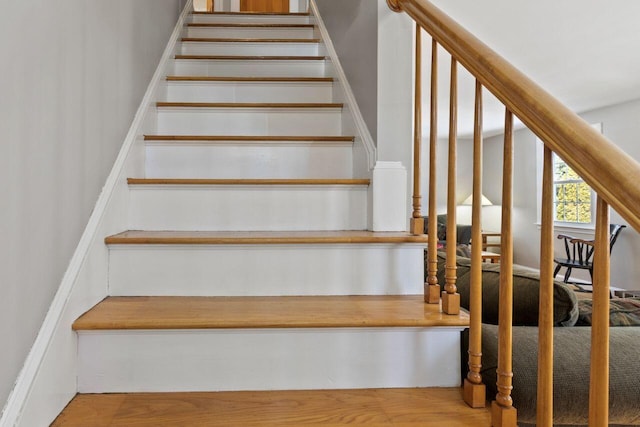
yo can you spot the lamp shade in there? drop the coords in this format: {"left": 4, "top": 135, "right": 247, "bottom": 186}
{"left": 461, "top": 193, "right": 493, "bottom": 206}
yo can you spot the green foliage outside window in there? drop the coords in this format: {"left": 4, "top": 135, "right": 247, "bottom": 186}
{"left": 553, "top": 155, "right": 592, "bottom": 224}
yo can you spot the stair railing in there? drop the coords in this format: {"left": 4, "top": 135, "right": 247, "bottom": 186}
{"left": 388, "top": 0, "right": 640, "bottom": 425}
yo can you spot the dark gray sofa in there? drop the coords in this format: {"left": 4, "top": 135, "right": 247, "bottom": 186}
{"left": 437, "top": 253, "right": 640, "bottom": 426}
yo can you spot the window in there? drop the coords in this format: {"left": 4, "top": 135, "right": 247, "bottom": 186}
{"left": 536, "top": 123, "right": 601, "bottom": 229}
{"left": 552, "top": 154, "right": 593, "bottom": 225}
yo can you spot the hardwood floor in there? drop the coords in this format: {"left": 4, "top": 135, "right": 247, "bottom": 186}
{"left": 52, "top": 388, "right": 491, "bottom": 426}
{"left": 73, "top": 295, "right": 469, "bottom": 330}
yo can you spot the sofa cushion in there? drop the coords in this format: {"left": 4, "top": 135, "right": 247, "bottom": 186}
{"left": 577, "top": 298, "right": 640, "bottom": 326}
{"left": 481, "top": 323, "right": 640, "bottom": 425}
{"left": 455, "top": 257, "right": 579, "bottom": 326}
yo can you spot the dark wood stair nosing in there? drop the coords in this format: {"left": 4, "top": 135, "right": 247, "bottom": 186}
{"left": 191, "top": 11, "right": 310, "bottom": 16}
{"left": 174, "top": 54, "right": 327, "bottom": 61}
{"left": 155, "top": 102, "right": 343, "bottom": 109}
{"left": 187, "top": 23, "right": 315, "bottom": 28}
{"left": 142, "top": 135, "right": 355, "bottom": 142}
{"left": 72, "top": 295, "right": 467, "bottom": 331}
{"left": 126, "top": 178, "right": 370, "bottom": 186}
{"left": 104, "top": 231, "right": 430, "bottom": 246}
{"left": 165, "top": 76, "right": 333, "bottom": 82}
{"left": 181, "top": 37, "right": 320, "bottom": 43}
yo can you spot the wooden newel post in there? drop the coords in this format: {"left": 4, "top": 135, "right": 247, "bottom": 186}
{"left": 425, "top": 38, "right": 440, "bottom": 304}
{"left": 464, "top": 79, "right": 486, "bottom": 407}
{"left": 441, "top": 57, "right": 460, "bottom": 315}
{"left": 410, "top": 23, "right": 424, "bottom": 236}
{"left": 491, "top": 109, "right": 517, "bottom": 426}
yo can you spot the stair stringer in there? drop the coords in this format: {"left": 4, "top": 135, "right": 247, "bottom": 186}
{"left": 0, "top": 2, "right": 194, "bottom": 426}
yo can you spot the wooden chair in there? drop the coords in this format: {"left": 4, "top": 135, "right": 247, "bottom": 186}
{"left": 553, "top": 224, "right": 626, "bottom": 284}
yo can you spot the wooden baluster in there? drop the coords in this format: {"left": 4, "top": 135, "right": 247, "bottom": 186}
{"left": 537, "top": 146, "right": 554, "bottom": 426}
{"left": 589, "top": 196, "right": 610, "bottom": 426}
{"left": 463, "top": 79, "right": 486, "bottom": 407}
{"left": 410, "top": 24, "right": 424, "bottom": 236}
{"left": 491, "top": 109, "right": 517, "bottom": 426}
{"left": 426, "top": 38, "right": 440, "bottom": 304}
{"left": 442, "top": 57, "right": 460, "bottom": 315}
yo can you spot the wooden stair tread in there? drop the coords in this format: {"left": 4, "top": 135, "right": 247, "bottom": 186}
{"left": 192, "top": 11, "right": 310, "bottom": 16}
{"left": 104, "top": 230, "right": 429, "bottom": 245}
{"left": 188, "top": 23, "right": 315, "bottom": 28}
{"left": 174, "top": 54, "right": 326, "bottom": 60}
{"left": 52, "top": 388, "right": 490, "bottom": 426}
{"left": 143, "top": 135, "right": 354, "bottom": 142}
{"left": 156, "top": 102, "right": 343, "bottom": 108}
{"left": 127, "top": 178, "right": 369, "bottom": 186}
{"left": 165, "top": 76, "right": 333, "bottom": 82}
{"left": 73, "top": 295, "right": 467, "bottom": 330}
{"left": 181, "top": 37, "right": 320, "bottom": 43}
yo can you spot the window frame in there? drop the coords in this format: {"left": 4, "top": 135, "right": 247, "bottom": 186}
{"left": 536, "top": 122, "right": 601, "bottom": 231}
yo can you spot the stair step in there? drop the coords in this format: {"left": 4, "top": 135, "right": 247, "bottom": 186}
{"left": 180, "top": 38, "right": 320, "bottom": 56}
{"left": 188, "top": 23, "right": 315, "bottom": 27}
{"left": 52, "top": 388, "right": 491, "bottom": 426}
{"left": 104, "top": 231, "right": 427, "bottom": 297}
{"left": 143, "top": 134, "right": 351, "bottom": 141}
{"left": 127, "top": 179, "right": 368, "bottom": 231}
{"left": 105, "top": 230, "right": 427, "bottom": 245}
{"left": 181, "top": 37, "right": 320, "bottom": 43}
{"left": 172, "top": 55, "right": 327, "bottom": 77}
{"left": 155, "top": 102, "right": 343, "bottom": 135}
{"left": 73, "top": 295, "right": 467, "bottom": 330}
{"left": 156, "top": 101, "right": 341, "bottom": 108}
{"left": 163, "top": 78, "right": 333, "bottom": 103}
{"left": 73, "top": 296, "right": 464, "bottom": 393}
{"left": 127, "top": 178, "right": 368, "bottom": 185}
{"left": 165, "top": 76, "right": 332, "bottom": 81}
{"left": 143, "top": 135, "right": 355, "bottom": 178}
{"left": 190, "top": 12, "right": 312, "bottom": 25}
{"left": 186, "top": 23, "right": 315, "bottom": 39}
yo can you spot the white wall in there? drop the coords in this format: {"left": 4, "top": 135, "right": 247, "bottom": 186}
{"left": 0, "top": 0, "right": 182, "bottom": 410}
{"left": 483, "top": 98, "right": 640, "bottom": 289}
{"left": 314, "top": 0, "right": 378, "bottom": 142}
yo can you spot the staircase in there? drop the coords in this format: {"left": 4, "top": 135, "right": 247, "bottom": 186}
{"left": 52, "top": 9, "right": 474, "bottom": 425}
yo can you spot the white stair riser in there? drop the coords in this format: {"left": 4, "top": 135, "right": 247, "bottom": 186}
{"left": 107, "top": 244, "right": 425, "bottom": 296}
{"left": 145, "top": 143, "right": 353, "bottom": 179}
{"left": 77, "top": 327, "right": 463, "bottom": 393}
{"left": 180, "top": 41, "right": 319, "bottom": 56}
{"left": 128, "top": 185, "right": 368, "bottom": 231}
{"left": 164, "top": 81, "right": 333, "bottom": 103}
{"left": 187, "top": 27, "right": 315, "bottom": 39}
{"left": 156, "top": 108, "right": 342, "bottom": 135}
{"left": 190, "top": 14, "right": 312, "bottom": 25}
{"left": 172, "top": 59, "right": 327, "bottom": 77}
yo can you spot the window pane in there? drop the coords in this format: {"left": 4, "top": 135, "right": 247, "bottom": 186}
{"left": 552, "top": 155, "right": 593, "bottom": 224}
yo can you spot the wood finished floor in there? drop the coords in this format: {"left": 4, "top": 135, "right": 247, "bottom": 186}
{"left": 51, "top": 388, "right": 490, "bottom": 426}
{"left": 73, "top": 295, "right": 469, "bottom": 330}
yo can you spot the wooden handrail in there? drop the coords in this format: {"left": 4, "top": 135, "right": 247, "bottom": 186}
{"left": 388, "top": 0, "right": 640, "bottom": 232}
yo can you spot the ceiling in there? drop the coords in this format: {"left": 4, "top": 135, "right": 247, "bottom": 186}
{"left": 422, "top": 0, "right": 640, "bottom": 137}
